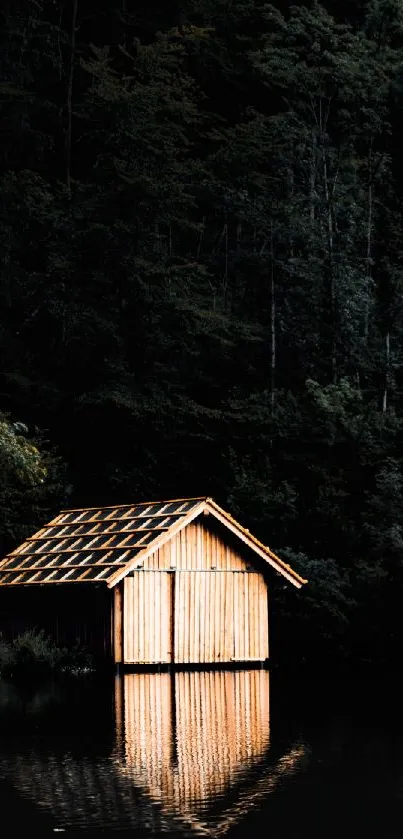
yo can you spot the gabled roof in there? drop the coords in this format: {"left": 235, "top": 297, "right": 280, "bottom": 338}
{"left": 0, "top": 497, "right": 307, "bottom": 589}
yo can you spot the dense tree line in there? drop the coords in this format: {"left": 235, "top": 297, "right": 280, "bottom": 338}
{"left": 2, "top": 0, "right": 403, "bottom": 669}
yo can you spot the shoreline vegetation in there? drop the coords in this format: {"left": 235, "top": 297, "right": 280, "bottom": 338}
{"left": 0, "top": 630, "right": 94, "bottom": 681}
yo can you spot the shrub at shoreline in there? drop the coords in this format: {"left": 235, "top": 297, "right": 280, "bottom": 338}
{"left": 0, "top": 629, "right": 94, "bottom": 679}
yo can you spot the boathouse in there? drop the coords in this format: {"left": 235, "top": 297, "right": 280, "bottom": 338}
{"left": 0, "top": 497, "right": 306, "bottom": 666}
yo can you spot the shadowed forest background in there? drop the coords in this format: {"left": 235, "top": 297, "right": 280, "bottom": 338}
{"left": 1, "top": 0, "right": 403, "bottom": 671}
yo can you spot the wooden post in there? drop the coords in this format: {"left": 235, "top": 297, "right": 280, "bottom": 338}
{"left": 113, "top": 582, "right": 124, "bottom": 667}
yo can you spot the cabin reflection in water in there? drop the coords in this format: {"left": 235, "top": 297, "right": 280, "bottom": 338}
{"left": 0, "top": 671, "right": 307, "bottom": 834}
{"left": 117, "top": 670, "right": 271, "bottom": 814}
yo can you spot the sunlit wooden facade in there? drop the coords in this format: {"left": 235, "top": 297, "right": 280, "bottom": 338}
{"left": 0, "top": 497, "right": 306, "bottom": 666}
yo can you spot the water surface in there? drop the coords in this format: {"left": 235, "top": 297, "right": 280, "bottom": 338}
{"left": 0, "top": 671, "right": 401, "bottom": 837}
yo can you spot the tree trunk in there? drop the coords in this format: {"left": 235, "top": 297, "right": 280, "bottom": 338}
{"left": 382, "top": 331, "right": 390, "bottom": 414}
{"left": 222, "top": 222, "right": 228, "bottom": 306}
{"left": 66, "top": 0, "right": 78, "bottom": 194}
{"left": 269, "top": 221, "right": 276, "bottom": 413}
{"left": 364, "top": 143, "right": 373, "bottom": 341}
{"left": 309, "top": 130, "right": 316, "bottom": 226}
{"left": 322, "top": 136, "right": 337, "bottom": 383}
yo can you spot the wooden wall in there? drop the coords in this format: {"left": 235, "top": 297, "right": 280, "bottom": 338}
{"left": 144, "top": 520, "right": 248, "bottom": 570}
{"left": 117, "top": 519, "right": 269, "bottom": 665}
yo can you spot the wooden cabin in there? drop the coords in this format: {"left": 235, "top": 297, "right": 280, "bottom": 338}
{"left": 0, "top": 497, "right": 306, "bottom": 667}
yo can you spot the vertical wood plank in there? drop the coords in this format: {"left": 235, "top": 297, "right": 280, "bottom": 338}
{"left": 233, "top": 572, "right": 239, "bottom": 661}
{"left": 251, "top": 573, "right": 257, "bottom": 660}
{"left": 132, "top": 573, "right": 138, "bottom": 663}
{"left": 190, "top": 572, "right": 194, "bottom": 664}
{"left": 169, "top": 571, "right": 174, "bottom": 663}
{"left": 146, "top": 573, "right": 151, "bottom": 662}
{"left": 244, "top": 573, "right": 249, "bottom": 660}
{"left": 129, "top": 576, "right": 134, "bottom": 663}
{"left": 257, "top": 575, "right": 263, "bottom": 659}
{"left": 193, "top": 571, "right": 199, "bottom": 663}
{"left": 204, "top": 571, "right": 210, "bottom": 662}
{"left": 147, "top": 547, "right": 154, "bottom": 570}
{"left": 213, "top": 531, "right": 218, "bottom": 568}
{"left": 223, "top": 571, "right": 232, "bottom": 661}
{"left": 154, "top": 571, "right": 160, "bottom": 662}
{"left": 123, "top": 578, "right": 128, "bottom": 662}
{"left": 143, "top": 572, "right": 149, "bottom": 663}
{"left": 237, "top": 573, "right": 243, "bottom": 661}
{"left": 255, "top": 574, "right": 261, "bottom": 659}
{"left": 208, "top": 568, "right": 214, "bottom": 663}
{"left": 258, "top": 574, "right": 268, "bottom": 660}
{"left": 220, "top": 573, "right": 225, "bottom": 661}
{"left": 148, "top": 571, "right": 153, "bottom": 664}
{"left": 182, "top": 528, "right": 188, "bottom": 569}
{"left": 178, "top": 570, "right": 184, "bottom": 663}
{"left": 216, "top": 534, "right": 221, "bottom": 570}
{"left": 114, "top": 582, "right": 123, "bottom": 663}
{"left": 199, "top": 570, "right": 205, "bottom": 664}
{"left": 202, "top": 524, "right": 207, "bottom": 570}
{"left": 192, "top": 523, "right": 197, "bottom": 568}
{"left": 214, "top": 569, "right": 221, "bottom": 662}
{"left": 185, "top": 572, "right": 190, "bottom": 663}
{"left": 138, "top": 571, "right": 144, "bottom": 662}
{"left": 170, "top": 535, "right": 176, "bottom": 569}
{"left": 196, "top": 522, "right": 203, "bottom": 570}
{"left": 186, "top": 572, "right": 191, "bottom": 663}
{"left": 174, "top": 571, "right": 179, "bottom": 662}
{"left": 135, "top": 573, "right": 140, "bottom": 663}
{"left": 190, "top": 572, "right": 196, "bottom": 664}
{"left": 212, "top": 571, "right": 218, "bottom": 662}
{"left": 207, "top": 527, "right": 212, "bottom": 571}
{"left": 239, "top": 574, "right": 245, "bottom": 661}
{"left": 161, "top": 571, "right": 168, "bottom": 663}
{"left": 221, "top": 572, "right": 226, "bottom": 662}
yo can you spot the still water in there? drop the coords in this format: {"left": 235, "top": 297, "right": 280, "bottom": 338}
{"left": 0, "top": 670, "right": 401, "bottom": 837}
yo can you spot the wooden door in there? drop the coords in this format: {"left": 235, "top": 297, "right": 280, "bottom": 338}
{"left": 124, "top": 571, "right": 173, "bottom": 664}
{"left": 174, "top": 571, "right": 269, "bottom": 664}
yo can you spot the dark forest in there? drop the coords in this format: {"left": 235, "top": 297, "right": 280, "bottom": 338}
{"left": 2, "top": 0, "right": 403, "bottom": 670}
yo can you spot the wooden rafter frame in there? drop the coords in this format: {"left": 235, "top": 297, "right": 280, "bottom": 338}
{"left": 0, "top": 497, "right": 307, "bottom": 588}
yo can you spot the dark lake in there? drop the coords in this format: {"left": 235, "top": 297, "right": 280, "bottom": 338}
{"left": 0, "top": 670, "right": 401, "bottom": 838}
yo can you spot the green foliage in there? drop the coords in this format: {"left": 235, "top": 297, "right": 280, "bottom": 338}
{"left": 0, "top": 630, "right": 93, "bottom": 681}
{"left": 275, "top": 548, "right": 355, "bottom": 656}
{"left": 0, "top": 415, "right": 65, "bottom": 555}
{"left": 0, "top": 417, "right": 46, "bottom": 485}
